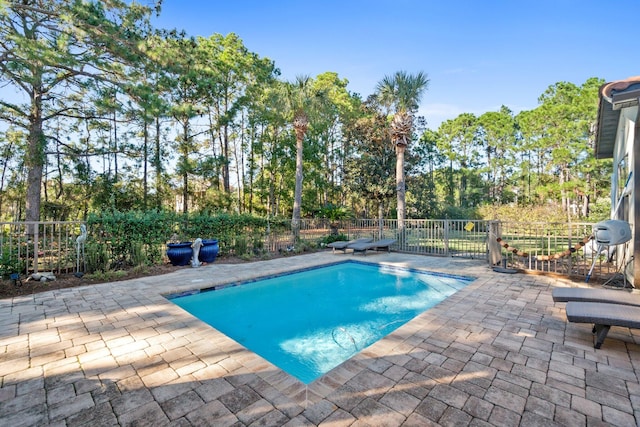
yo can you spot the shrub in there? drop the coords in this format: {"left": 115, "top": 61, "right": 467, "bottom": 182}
{"left": 233, "top": 236, "right": 248, "bottom": 256}
{"left": 85, "top": 242, "right": 109, "bottom": 273}
{"left": 86, "top": 210, "right": 292, "bottom": 268}
{"left": 86, "top": 269, "right": 128, "bottom": 282}
{"left": 319, "top": 233, "right": 347, "bottom": 245}
{"left": 0, "top": 249, "right": 25, "bottom": 279}
{"left": 477, "top": 203, "right": 567, "bottom": 222}
{"left": 320, "top": 204, "right": 353, "bottom": 221}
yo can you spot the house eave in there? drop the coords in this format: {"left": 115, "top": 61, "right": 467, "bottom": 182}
{"left": 595, "top": 94, "right": 618, "bottom": 159}
{"left": 594, "top": 77, "right": 640, "bottom": 160}
{"left": 612, "top": 88, "right": 640, "bottom": 110}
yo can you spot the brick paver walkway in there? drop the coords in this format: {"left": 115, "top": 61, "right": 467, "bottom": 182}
{"left": 1, "top": 252, "right": 639, "bottom": 426}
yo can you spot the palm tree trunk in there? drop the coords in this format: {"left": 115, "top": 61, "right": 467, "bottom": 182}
{"left": 292, "top": 134, "right": 304, "bottom": 240}
{"left": 396, "top": 145, "right": 406, "bottom": 232}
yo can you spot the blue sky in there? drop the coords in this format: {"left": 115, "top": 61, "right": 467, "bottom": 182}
{"left": 152, "top": 0, "right": 640, "bottom": 129}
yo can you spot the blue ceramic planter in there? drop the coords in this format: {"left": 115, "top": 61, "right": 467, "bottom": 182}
{"left": 166, "top": 242, "right": 193, "bottom": 266}
{"left": 199, "top": 239, "right": 219, "bottom": 263}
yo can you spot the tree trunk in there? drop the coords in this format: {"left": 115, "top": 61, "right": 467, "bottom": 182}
{"left": 154, "top": 117, "right": 163, "bottom": 210}
{"left": 486, "top": 145, "right": 493, "bottom": 201}
{"left": 276, "top": 172, "right": 284, "bottom": 215}
{"left": 223, "top": 123, "right": 231, "bottom": 193}
{"left": 236, "top": 110, "right": 247, "bottom": 213}
{"left": 460, "top": 162, "right": 468, "bottom": 208}
{"left": 396, "top": 145, "right": 406, "bottom": 231}
{"left": 55, "top": 125, "right": 63, "bottom": 200}
{"left": 113, "top": 108, "right": 118, "bottom": 184}
{"left": 323, "top": 135, "right": 331, "bottom": 206}
{"left": 234, "top": 131, "right": 243, "bottom": 213}
{"left": 582, "top": 194, "right": 589, "bottom": 218}
{"left": 560, "top": 165, "right": 567, "bottom": 212}
{"left": 182, "top": 121, "right": 189, "bottom": 214}
{"left": 143, "top": 118, "right": 149, "bottom": 210}
{"left": 223, "top": 95, "right": 231, "bottom": 194}
{"left": 182, "top": 171, "right": 188, "bottom": 213}
{"left": 26, "top": 162, "right": 43, "bottom": 223}
{"left": 0, "top": 140, "right": 13, "bottom": 219}
{"left": 268, "top": 167, "right": 276, "bottom": 216}
{"left": 378, "top": 200, "right": 384, "bottom": 240}
{"left": 292, "top": 133, "right": 304, "bottom": 239}
{"left": 268, "top": 130, "right": 278, "bottom": 216}
{"left": 207, "top": 107, "right": 221, "bottom": 191}
{"left": 248, "top": 123, "right": 262, "bottom": 214}
{"left": 26, "top": 82, "right": 45, "bottom": 226}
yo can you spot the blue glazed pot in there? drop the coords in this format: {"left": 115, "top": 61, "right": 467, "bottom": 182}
{"left": 166, "top": 242, "right": 193, "bottom": 266}
{"left": 199, "top": 239, "right": 219, "bottom": 263}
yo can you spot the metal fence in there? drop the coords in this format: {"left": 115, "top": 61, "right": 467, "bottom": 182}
{"left": 0, "top": 221, "right": 84, "bottom": 277}
{"left": 324, "top": 218, "right": 489, "bottom": 258}
{"left": 0, "top": 218, "right": 625, "bottom": 283}
{"left": 485, "top": 220, "right": 623, "bottom": 281}
{"left": 313, "top": 219, "right": 622, "bottom": 283}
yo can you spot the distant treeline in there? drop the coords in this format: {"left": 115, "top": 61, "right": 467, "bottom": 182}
{"left": 0, "top": 2, "right": 610, "bottom": 223}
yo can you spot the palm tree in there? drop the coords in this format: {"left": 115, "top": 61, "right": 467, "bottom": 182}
{"left": 286, "top": 75, "right": 316, "bottom": 240}
{"left": 376, "top": 71, "right": 429, "bottom": 234}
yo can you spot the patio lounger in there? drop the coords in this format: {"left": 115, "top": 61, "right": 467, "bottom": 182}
{"left": 552, "top": 287, "right": 640, "bottom": 307}
{"left": 565, "top": 301, "right": 640, "bottom": 348}
{"left": 348, "top": 238, "right": 397, "bottom": 256}
{"left": 326, "top": 238, "right": 372, "bottom": 253}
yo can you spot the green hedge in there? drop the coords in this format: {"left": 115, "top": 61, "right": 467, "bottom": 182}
{"left": 86, "top": 211, "right": 292, "bottom": 270}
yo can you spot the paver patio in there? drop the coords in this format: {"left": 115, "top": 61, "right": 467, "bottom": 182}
{"left": 1, "top": 252, "right": 639, "bottom": 426}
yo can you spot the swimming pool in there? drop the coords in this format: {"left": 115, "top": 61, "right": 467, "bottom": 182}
{"left": 169, "top": 260, "right": 474, "bottom": 384}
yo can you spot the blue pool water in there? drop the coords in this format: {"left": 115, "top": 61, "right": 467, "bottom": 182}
{"left": 169, "top": 261, "right": 473, "bottom": 384}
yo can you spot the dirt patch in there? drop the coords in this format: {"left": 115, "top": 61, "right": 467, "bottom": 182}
{"left": 0, "top": 254, "right": 285, "bottom": 300}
